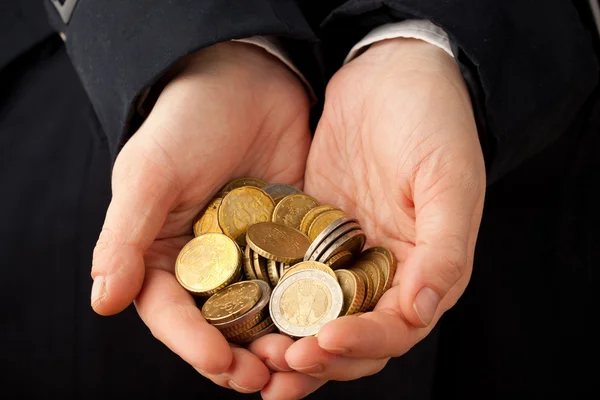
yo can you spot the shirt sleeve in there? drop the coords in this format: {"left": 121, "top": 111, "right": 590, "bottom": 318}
{"left": 344, "top": 19, "right": 453, "bottom": 63}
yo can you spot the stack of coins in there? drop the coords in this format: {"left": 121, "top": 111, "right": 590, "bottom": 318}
{"left": 176, "top": 178, "right": 397, "bottom": 342}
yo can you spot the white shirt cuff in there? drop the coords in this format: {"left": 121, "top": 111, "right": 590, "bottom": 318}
{"left": 344, "top": 19, "right": 454, "bottom": 64}
{"left": 233, "top": 36, "right": 317, "bottom": 105}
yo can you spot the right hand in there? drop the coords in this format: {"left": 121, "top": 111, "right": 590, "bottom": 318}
{"left": 90, "top": 42, "right": 312, "bottom": 393}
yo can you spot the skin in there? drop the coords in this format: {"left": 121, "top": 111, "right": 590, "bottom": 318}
{"left": 90, "top": 37, "right": 486, "bottom": 398}
{"left": 251, "top": 38, "right": 486, "bottom": 399}
{"left": 89, "top": 41, "right": 312, "bottom": 393}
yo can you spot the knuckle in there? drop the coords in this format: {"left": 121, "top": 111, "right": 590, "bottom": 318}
{"left": 437, "top": 243, "right": 468, "bottom": 287}
{"left": 92, "top": 228, "right": 118, "bottom": 270}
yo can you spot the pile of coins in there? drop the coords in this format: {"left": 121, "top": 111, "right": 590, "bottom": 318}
{"left": 175, "top": 178, "right": 396, "bottom": 344}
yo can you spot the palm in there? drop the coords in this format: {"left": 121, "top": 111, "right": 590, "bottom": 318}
{"left": 92, "top": 42, "right": 312, "bottom": 392}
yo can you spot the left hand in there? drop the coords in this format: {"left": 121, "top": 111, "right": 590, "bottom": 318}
{"left": 249, "top": 38, "right": 486, "bottom": 399}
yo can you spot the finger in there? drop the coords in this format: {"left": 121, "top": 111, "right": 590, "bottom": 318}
{"left": 198, "top": 345, "right": 271, "bottom": 393}
{"left": 261, "top": 372, "right": 327, "bottom": 400}
{"left": 247, "top": 333, "right": 295, "bottom": 372}
{"left": 91, "top": 133, "right": 180, "bottom": 315}
{"left": 134, "top": 268, "right": 232, "bottom": 374}
{"left": 286, "top": 336, "right": 388, "bottom": 381}
{"left": 316, "top": 311, "right": 423, "bottom": 359}
{"left": 401, "top": 166, "right": 483, "bottom": 327}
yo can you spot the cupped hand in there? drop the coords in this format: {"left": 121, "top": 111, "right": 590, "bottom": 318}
{"left": 252, "top": 38, "right": 486, "bottom": 399}
{"left": 89, "top": 42, "right": 312, "bottom": 394}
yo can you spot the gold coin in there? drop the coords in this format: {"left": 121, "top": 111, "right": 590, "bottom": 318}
{"left": 220, "top": 177, "right": 267, "bottom": 194}
{"left": 212, "top": 280, "right": 271, "bottom": 334}
{"left": 253, "top": 251, "right": 269, "bottom": 283}
{"left": 230, "top": 321, "right": 277, "bottom": 344}
{"left": 243, "top": 246, "right": 258, "bottom": 280}
{"left": 272, "top": 194, "right": 320, "bottom": 230}
{"left": 270, "top": 269, "right": 343, "bottom": 337}
{"left": 218, "top": 186, "right": 275, "bottom": 246}
{"left": 228, "top": 316, "right": 274, "bottom": 343}
{"left": 193, "top": 197, "right": 223, "bottom": 236}
{"left": 350, "top": 267, "right": 373, "bottom": 312}
{"left": 299, "top": 205, "right": 339, "bottom": 235}
{"left": 201, "top": 281, "right": 261, "bottom": 324}
{"left": 246, "top": 222, "right": 310, "bottom": 263}
{"left": 307, "top": 209, "right": 347, "bottom": 241}
{"left": 354, "top": 260, "right": 384, "bottom": 310}
{"left": 267, "top": 259, "right": 280, "bottom": 287}
{"left": 325, "top": 250, "right": 354, "bottom": 270}
{"left": 361, "top": 247, "right": 398, "bottom": 293}
{"left": 279, "top": 260, "right": 337, "bottom": 282}
{"left": 262, "top": 183, "right": 303, "bottom": 204}
{"left": 335, "top": 269, "right": 365, "bottom": 316}
{"left": 175, "top": 233, "right": 241, "bottom": 296}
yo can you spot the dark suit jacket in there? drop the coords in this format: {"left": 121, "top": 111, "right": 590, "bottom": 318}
{"left": 1, "top": 1, "right": 599, "bottom": 398}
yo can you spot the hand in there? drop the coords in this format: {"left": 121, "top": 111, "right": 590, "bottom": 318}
{"left": 251, "top": 38, "right": 486, "bottom": 398}
{"left": 89, "top": 42, "right": 311, "bottom": 394}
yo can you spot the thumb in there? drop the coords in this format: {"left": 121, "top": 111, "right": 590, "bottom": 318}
{"left": 398, "top": 172, "right": 482, "bottom": 328}
{"left": 91, "top": 131, "right": 179, "bottom": 316}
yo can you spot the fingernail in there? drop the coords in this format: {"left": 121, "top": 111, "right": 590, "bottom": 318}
{"left": 91, "top": 276, "right": 107, "bottom": 308}
{"left": 228, "top": 380, "right": 257, "bottom": 393}
{"left": 413, "top": 287, "right": 440, "bottom": 326}
{"left": 289, "top": 363, "right": 324, "bottom": 374}
{"left": 265, "top": 359, "right": 290, "bottom": 372}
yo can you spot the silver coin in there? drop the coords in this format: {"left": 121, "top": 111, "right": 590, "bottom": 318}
{"left": 317, "top": 230, "right": 366, "bottom": 263}
{"left": 212, "top": 280, "right": 271, "bottom": 332}
{"left": 262, "top": 183, "right": 303, "bottom": 204}
{"left": 304, "top": 216, "right": 358, "bottom": 261}
{"left": 270, "top": 269, "right": 343, "bottom": 337}
{"left": 309, "top": 222, "right": 361, "bottom": 261}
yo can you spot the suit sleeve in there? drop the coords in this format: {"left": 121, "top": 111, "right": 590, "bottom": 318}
{"left": 44, "top": 0, "right": 316, "bottom": 157}
{"left": 320, "top": 0, "right": 599, "bottom": 184}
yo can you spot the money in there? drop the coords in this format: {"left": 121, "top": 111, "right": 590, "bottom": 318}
{"left": 201, "top": 281, "right": 262, "bottom": 324}
{"left": 270, "top": 269, "right": 343, "bottom": 337}
{"left": 218, "top": 186, "right": 275, "bottom": 246}
{"left": 175, "top": 233, "right": 241, "bottom": 297}
{"left": 272, "top": 194, "right": 319, "bottom": 229}
{"left": 175, "top": 178, "right": 397, "bottom": 344}
{"left": 246, "top": 222, "right": 310, "bottom": 263}
{"left": 193, "top": 197, "right": 223, "bottom": 236}
{"left": 262, "top": 183, "right": 303, "bottom": 204}
{"left": 335, "top": 269, "right": 365, "bottom": 316}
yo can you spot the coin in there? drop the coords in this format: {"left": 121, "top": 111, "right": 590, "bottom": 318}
{"left": 193, "top": 197, "right": 223, "bottom": 236}
{"left": 325, "top": 251, "right": 354, "bottom": 270}
{"left": 228, "top": 316, "right": 274, "bottom": 343}
{"left": 253, "top": 251, "right": 269, "bottom": 283}
{"left": 218, "top": 186, "right": 275, "bottom": 246}
{"left": 270, "top": 269, "right": 343, "bottom": 337}
{"left": 243, "top": 245, "right": 258, "bottom": 280}
{"left": 279, "top": 260, "right": 337, "bottom": 282}
{"left": 201, "top": 281, "right": 261, "bottom": 324}
{"left": 175, "top": 233, "right": 241, "bottom": 297}
{"left": 317, "top": 229, "right": 366, "bottom": 263}
{"left": 351, "top": 267, "right": 373, "bottom": 312}
{"left": 279, "top": 262, "right": 291, "bottom": 279}
{"left": 299, "top": 205, "right": 339, "bottom": 235}
{"left": 272, "top": 194, "right": 319, "bottom": 230}
{"left": 354, "top": 260, "right": 384, "bottom": 310}
{"left": 267, "top": 259, "right": 280, "bottom": 287}
{"left": 362, "top": 247, "right": 398, "bottom": 292}
{"left": 232, "top": 321, "right": 277, "bottom": 344}
{"left": 307, "top": 209, "right": 347, "bottom": 241}
{"left": 262, "top": 183, "right": 303, "bottom": 204}
{"left": 309, "top": 222, "right": 360, "bottom": 262}
{"left": 246, "top": 222, "right": 311, "bottom": 263}
{"left": 212, "top": 280, "right": 271, "bottom": 333}
{"left": 221, "top": 177, "right": 267, "bottom": 194}
{"left": 335, "top": 269, "right": 365, "bottom": 316}
{"left": 304, "top": 216, "right": 357, "bottom": 261}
